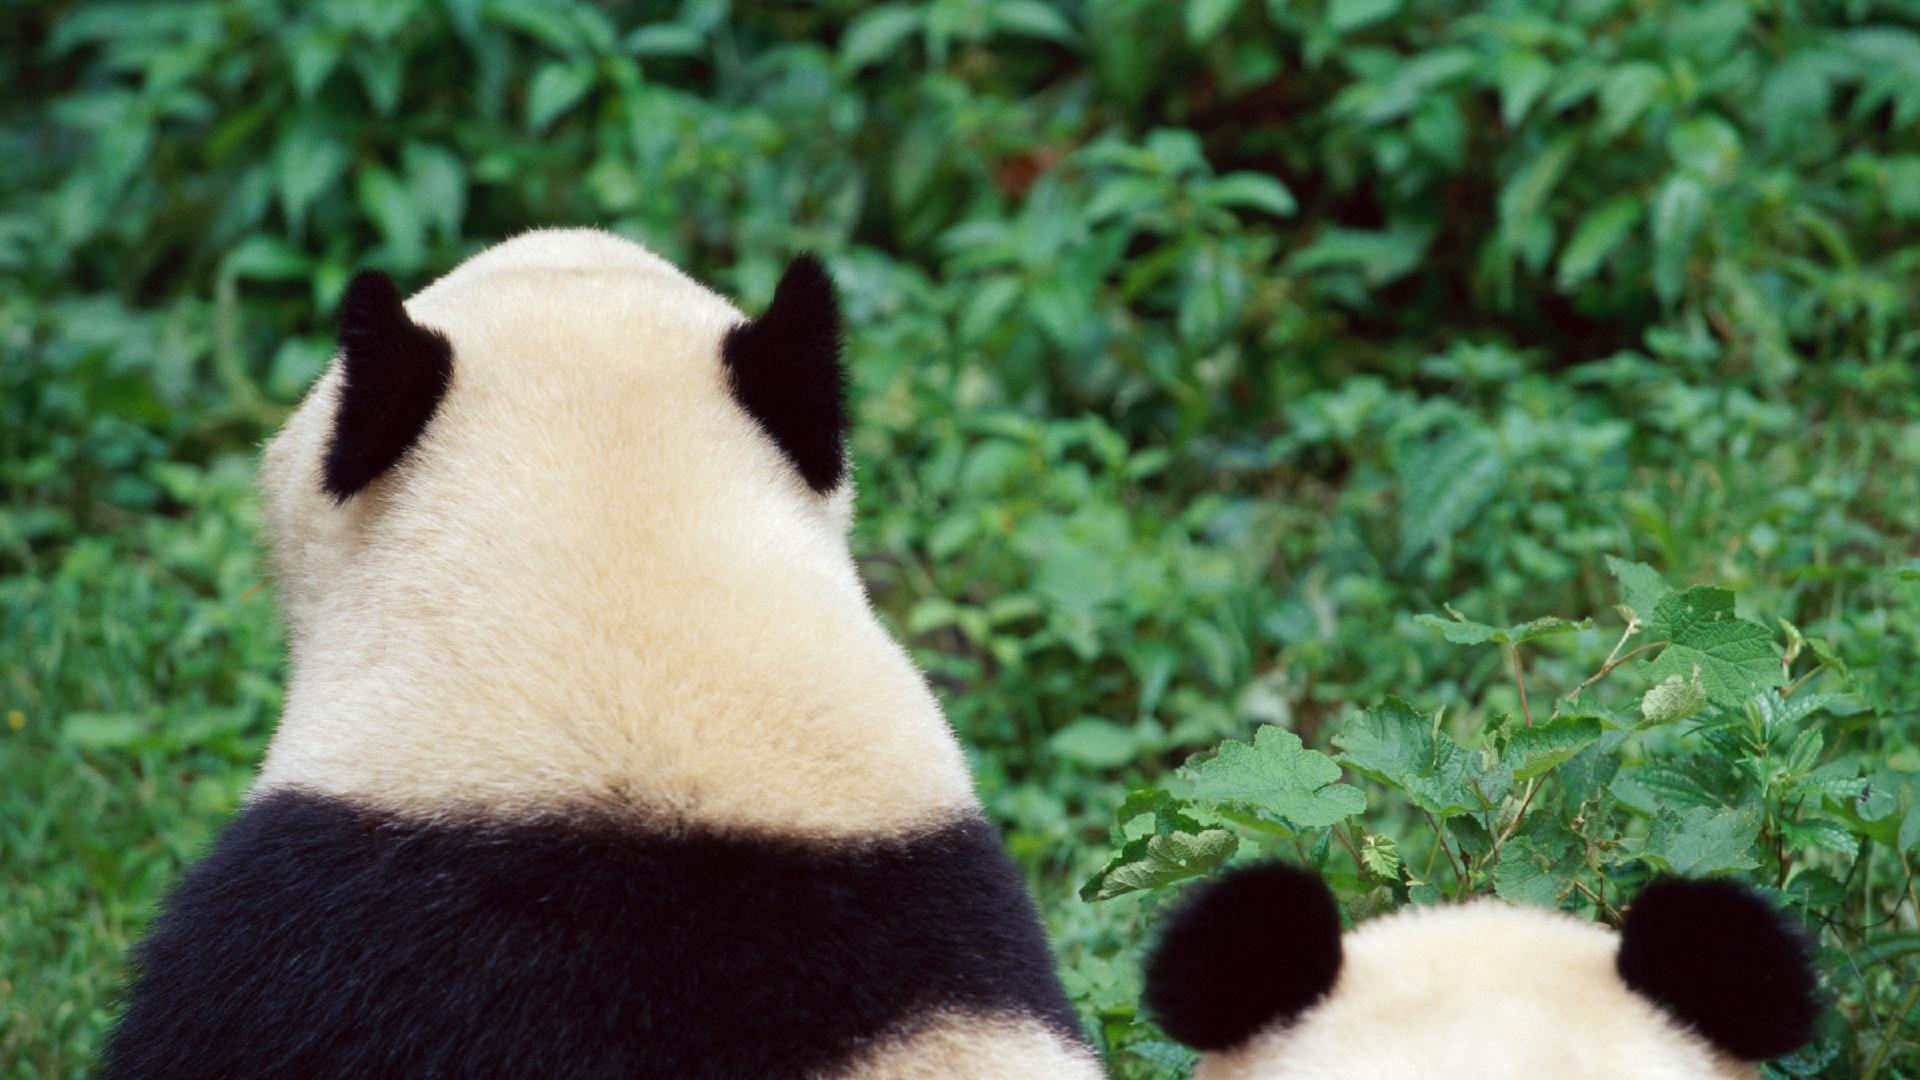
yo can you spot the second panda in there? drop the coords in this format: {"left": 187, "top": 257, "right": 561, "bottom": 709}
{"left": 105, "top": 230, "right": 1102, "bottom": 1079}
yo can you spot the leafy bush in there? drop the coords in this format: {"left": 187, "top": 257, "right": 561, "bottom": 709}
{"left": 3, "top": 0, "right": 1916, "bottom": 1076}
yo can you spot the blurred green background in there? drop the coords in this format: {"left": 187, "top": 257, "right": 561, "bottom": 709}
{"left": 4, "top": 0, "right": 1918, "bottom": 1076}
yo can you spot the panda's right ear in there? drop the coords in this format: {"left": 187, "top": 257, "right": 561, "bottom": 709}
{"left": 1143, "top": 861, "right": 1344, "bottom": 1053}
{"left": 321, "top": 270, "right": 454, "bottom": 503}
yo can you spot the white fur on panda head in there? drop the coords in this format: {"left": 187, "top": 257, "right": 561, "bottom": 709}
{"left": 1142, "top": 863, "right": 1820, "bottom": 1080}
{"left": 254, "top": 229, "right": 974, "bottom": 838}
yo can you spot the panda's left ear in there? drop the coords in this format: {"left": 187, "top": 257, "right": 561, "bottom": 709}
{"left": 322, "top": 270, "right": 454, "bottom": 503}
{"left": 722, "top": 254, "right": 847, "bottom": 494}
{"left": 1617, "top": 877, "right": 1819, "bottom": 1061}
{"left": 1143, "top": 862, "right": 1344, "bottom": 1053}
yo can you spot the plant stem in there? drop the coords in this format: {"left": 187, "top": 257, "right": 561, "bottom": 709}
{"left": 1562, "top": 635, "right": 1666, "bottom": 702}
{"left": 1861, "top": 973, "right": 1920, "bottom": 1080}
{"left": 1421, "top": 809, "right": 1468, "bottom": 897}
{"left": 1482, "top": 778, "right": 1540, "bottom": 873}
{"left": 1507, "top": 643, "right": 1533, "bottom": 727}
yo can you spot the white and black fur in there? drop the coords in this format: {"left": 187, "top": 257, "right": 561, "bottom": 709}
{"left": 1141, "top": 862, "right": 1819, "bottom": 1079}
{"left": 105, "top": 231, "right": 1099, "bottom": 1078}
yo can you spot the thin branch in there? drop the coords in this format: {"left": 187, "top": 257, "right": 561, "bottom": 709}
{"left": 1481, "top": 778, "right": 1540, "bottom": 873}
{"left": 1507, "top": 643, "right": 1533, "bottom": 728}
{"left": 1421, "top": 809, "right": 1468, "bottom": 898}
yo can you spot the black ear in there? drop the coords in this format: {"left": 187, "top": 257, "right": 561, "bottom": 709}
{"left": 322, "top": 270, "right": 455, "bottom": 503}
{"left": 721, "top": 254, "right": 847, "bottom": 493}
{"left": 1143, "top": 862, "right": 1344, "bottom": 1053}
{"left": 1617, "top": 877, "right": 1819, "bottom": 1060}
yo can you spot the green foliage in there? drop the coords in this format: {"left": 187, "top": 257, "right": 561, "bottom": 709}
{"left": 4, "top": 0, "right": 1919, "bottom": 1076}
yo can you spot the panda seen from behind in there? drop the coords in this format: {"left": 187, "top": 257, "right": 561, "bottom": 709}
{"left": 105, "top": 230, "right": 1101, "bottom": 1079}
{"left": 1143, "top": 861, "right": 1820, "bottom": 1079}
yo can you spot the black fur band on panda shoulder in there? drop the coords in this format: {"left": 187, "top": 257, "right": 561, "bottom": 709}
{"left": 104, "top": 789, "right": 1087, "bottom": 1079}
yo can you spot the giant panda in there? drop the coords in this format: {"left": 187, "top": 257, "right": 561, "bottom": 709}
{"left": 104, "top": 229, "right": 1102, "bottom": 1079}
{"left": 1141, "top": 861, "right": 1819, "bottom": 1079}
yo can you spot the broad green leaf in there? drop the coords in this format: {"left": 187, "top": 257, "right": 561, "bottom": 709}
{"left": 1650, "top": 172, "right": 1705, "bottom": 304}
{"left": 1605, "top": 556, "right": 1672, "bottom": 625}
{"left": 1502, "top": 715, "right": 1602, "bottom": 781}
{"left": 1496, "top": 50, "right": 1553, "bottom": 126}
{"left": 1641, "top": 670, "right": 1708, "bottom": 726}
{"left": 1641, "top": 805, "right": 1760, "bottom": 876}
{"left": 1205, "top": 172, "right": 1297, "bottom": 217}
{"left": 1334, "top": 698, "right": 1508, "bottom": 818}
{"left": 1328, "top": 0, "right": 1399, "bottom": 33}
{"left": 1079, "top": 828, "right": 1238, "bottom": 901}
{"left": 1892, "top": 558, "right": 1920, "bottom": 582}
{"left": 1599, "top": 61, "right": 1665, "bottom": 138}
{"left": 1498, "top": 135, "right": 1577, "bottom": 241}
{"left": 526, "top": 60, "right": 597, "bottom": 134}
{"left": 1558, "top": 196, "right": 1642, "bottom": 289}
{"left": 274, "top": 121, "right": 349, "bottom": 231}
{"left": 992, "top": 1, "right": 1076, "bottom": 43}
{"left": 62, "top": 712, "right": 147, "bottom": 749}
{"left": 1395, "top": 425, "right": 1505, "bottom": 566}
{"left": 1185, "top": 0, "right": 1241, "bottom": 45}
{"left": 841, "top": 5, "right": 919, "bottom": 67}
{"left": 1359, "top": 832, "right": 1402, "bottom": 879}
{"left": 1494, "top": 832, "right": 1575, "bottom": 906}
{"left": 1644, "top": 587, "right": 1783, "bottom": 707}
{"left": 1186, "top": 725, "right": 1367, "bottom": 827}
{"left": 1048, "top": 718, "right": 1139, "bottom": 769}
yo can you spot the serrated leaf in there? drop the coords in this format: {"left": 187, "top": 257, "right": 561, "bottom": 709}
{"left": 1414, "top": 606, "right": 1586, "bottom": 646}
{"left": 1494, "top": 832, "right": 1575, "bottom": 906}
{"left": 1641, "top": 670, "right": 1708, "bottom": 726}
{"left": 1502, "top": 715, "right": 1602, "bottom": 781}
{"left": 1605, "top": 556, "right": 1671, "bottom": 622}
{"left": 1186, "top": 726, "right": 1367, "bottom": 827}
{"left": 1359, "top": 832, "right": 1402, "bottom": 879}
{"left": 1780, "top": 816, "right": 1858, "bottom": 856}
{"left": 1644, "top": 587, "right": 1784, "bottom": 707}
{"left": 1641, "top": 805, "right": 1760, "bottom": 876}
{"left": 1079, "top": 828, "right": 1238, "bottom": 901}
{"left": 1334, "top": 698, "right": 1508, "bottom": 818}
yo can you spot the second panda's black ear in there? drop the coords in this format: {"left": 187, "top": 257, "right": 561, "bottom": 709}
{"left": 1617, "top": 877, "right": 1819, "bottom": 1060}
{"left": 322, "top": 270, "right": 454, "bottom": 503}
{"left": 722, "top": 254, "right": 847, "bottom": 493}
{"left": 1143, "top": 861, "right": 1344, "bottom": 1053}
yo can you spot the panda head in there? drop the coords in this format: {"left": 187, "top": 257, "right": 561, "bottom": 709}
{"left": 253, "top": 230, "right": 972, "bottom": 835}
{"left": 1142, "top": 862, "right": 1819, "bottom": 1079}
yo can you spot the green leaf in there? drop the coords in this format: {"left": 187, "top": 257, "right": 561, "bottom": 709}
{"left": 1080, "top": 828, "right": 1238, "bottom": 901}
{"left": 1640, "top": 805, "right": 1760, "bottom": 876}
{"left": 1205, "top": 172, "right": 1297, "bottom": 217}
{"left": 1498, "top": 135, "right": 1577, "bottom": 242}
{"left": 1186, "top": 725, "right": 1367, "bottom": 827}
{"left": 992, "top": 1, "right": 1076, "bottom": 43}
{"left": 1892, "top": 558, "right": 1920, "bottom": 582}
{"left": 1650, "top": 172, "right": 1705, "bottom": 304}
{"left": 1048, "top": 718, "right": 1139, "bottom": 769}
{"left": 1605, "top": 555, "right": 1671, "bottom": 623}
{"left": 1496, "top": 50, "right": 1553, "bottom": 127}
{"left": 1494, "top": 831, "right": 1576, "bottom": 906}
{"left": 841, "top": 5, "right": 920, "bottom": 68}
{"left": 1359, "top": 832, "right": 1402, "bottom": 879}
{"left": 1328, "top": 0, "right": 1399, "bottom": 34}
{"left": 1501, "top": 715, "right": 1602, "bottom": 781}
{"left": 62, "top": 712, "right": 147, "bottom": 749}
{"left": 1185, "top": 0, "right": 1241, "bottom": 45}
{"left": 1416, "top": 606, "right": 1590, "bottom": 646}
{"left": 1641, "top": 670, "right": 1708, "bottom": 726}
{"left": 1557, "top": 196, "right": 1642, "bottom": 289}
{"left": 274, "top": 121, "right": 350, "bottom": 231}
{"left": 1395, "top": 425, "right": 1505, "bottom": 566}
{"left": 526, "top": 60, "right": 597, "bottom": 134}
{"left": 1644, "top": 587, "right": 1784, "bottom": 707}
{"left": 1334, "top": 698, "right": 1508, "bottom": 818}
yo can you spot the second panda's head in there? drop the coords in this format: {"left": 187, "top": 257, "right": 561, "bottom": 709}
{"left": 254, "top": 230, "right": 973, "bottom": 836}
{"left": 1143, "top": 863, "right": 1820, "bottom": 1079}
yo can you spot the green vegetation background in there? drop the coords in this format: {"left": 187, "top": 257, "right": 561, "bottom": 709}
{"left": 4, "top": 1, "right": 1918, "bottom": 1076}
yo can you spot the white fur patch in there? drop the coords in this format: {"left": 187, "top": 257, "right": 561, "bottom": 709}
{"left": 254, "top": 229, "right": 975, "bottom": 838}
{"left": 1193, "top": 901, "right": 1754, "bottom": 1080}
{"left": 838, "top": 1012, "right": 1103, "bottom": 1079}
